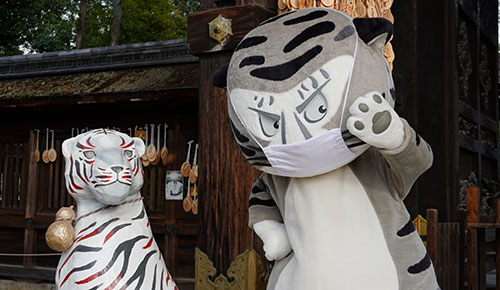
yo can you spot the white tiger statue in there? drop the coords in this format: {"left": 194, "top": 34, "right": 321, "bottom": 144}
{"left": 57, "top": 129, "right": 177, "bottom": 290}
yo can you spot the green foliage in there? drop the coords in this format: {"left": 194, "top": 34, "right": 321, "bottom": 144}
{"left": 120, "top": 0, "right": 186, "bottom": 43}
{"left": 0, "top": 0, "right": 200, "bottom": 56}
{"left": 82, "top": 0, "right": 113, "bottom": 48}
{"left": 24, "top": 0, "right": 78, "bottom": 53}
{"left": 0, "top": 0, "right": 30, "bottom": 56}
{"left": 0, "top": 0, "right": 77, "bottom": 55}
{"left": 82, "top": 0, "right": 200, "bottom": 48}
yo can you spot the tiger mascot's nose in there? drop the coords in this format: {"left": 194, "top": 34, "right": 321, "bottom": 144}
{"left": 111, "top": 166, "right": 124, "bottom": 173}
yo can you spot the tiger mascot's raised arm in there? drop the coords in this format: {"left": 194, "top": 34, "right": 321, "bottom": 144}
{"left": 213, "top": 7, "right": 440, "bottom": 290}
{"left": 55, "top": 129, "right": 177, "bottom": 290}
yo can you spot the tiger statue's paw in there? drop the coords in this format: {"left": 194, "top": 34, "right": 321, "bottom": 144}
{"left": 347, "top": 91, "right": 404, "bottom": 150}
{"left": 253, "top": 220, "right": 292, "bottom": 261}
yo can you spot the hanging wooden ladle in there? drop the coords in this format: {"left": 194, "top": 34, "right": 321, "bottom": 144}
{"left": 48, "top": 129, "right": 57, "bottom": 163}
{"left": 183, "top": 184, "right": 193, "bottom": 212}
{"left": 147, "top": 124, "right": 157, "bottom": 163}
{"left": 151, "top": 124, "right": 161, "bottom": 166}
{"left": 191, "top": 184, "right": 198, "bottom": 215}
{"left": 160, "top": 124, "right": 168, "bottom": 166}
{"left": 181, "top": 140, "right": 193, "bottom": 177}
{"left": 42, "top": 128, "right": 50, "bottom": 164}
{"left": 189, "top": 144, "right": 199, "bottom": 184}
{"left": 141, "top": 125, "right": 150, "bottom": 167}
{"left": 34, "top": 129, "right": 40, "bottom": 162}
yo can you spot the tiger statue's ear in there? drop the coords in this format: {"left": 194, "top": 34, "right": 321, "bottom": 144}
{"left": 212, "top": 63, "right": 229, "bottom": 88}
{"left": 62, "top": 137, "right": 76, "bottom": 159}
{"left": 353, "top": 17, "right": 393, "bottom": 50}
{"left": 132, "top": 137, "right": 145, "bottom": 157}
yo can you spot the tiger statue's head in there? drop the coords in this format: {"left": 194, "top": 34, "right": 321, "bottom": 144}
{"left": 213, "top": 7, "right": 395, "bottom": 177}
{"left": 62, "top": 129, "right": 145, "bottom": 205}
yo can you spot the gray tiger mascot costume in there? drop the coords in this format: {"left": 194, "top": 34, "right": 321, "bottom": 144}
{"left": 212, "top": 7, "right": 440, "bottom": 290}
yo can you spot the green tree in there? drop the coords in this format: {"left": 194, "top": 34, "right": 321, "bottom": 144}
{"left": 82, "top": 0, "right": 113, "bottom": 48}
{"left": 0, "top": 0, "right": 200, "bottom": 56}
{"left": 0, "top": 0, "right": 77, "bottom": 55}
{"left": 24, "top": 0, "right": 78, "bottom": 53}
{"left": 119, "top": 0, "right": 197, "bottom": 44}
{"left": 81, "top": 0, "right": 199, "bottom": 48}
{"left": 0, "top": 0, "right": 30, "bottom": 56}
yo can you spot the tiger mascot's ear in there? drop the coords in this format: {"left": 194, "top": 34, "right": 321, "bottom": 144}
{"left": 212, "top": 63, "right": 229, "bottom": 88}
{"left": 353, "top": 17, "right": 393, "bottom": 50}
{"left": 62, "top": 137, "right": 76, "bottom": 159}
{"left": 132, "top": 137, "right": 145, "bottom": 157}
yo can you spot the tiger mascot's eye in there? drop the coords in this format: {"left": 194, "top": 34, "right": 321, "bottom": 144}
{"left": 124, "top": 150, "right": 134, "bottom": 158}
{"left": 83, "top": 151, "right": 95, "bottom": 159}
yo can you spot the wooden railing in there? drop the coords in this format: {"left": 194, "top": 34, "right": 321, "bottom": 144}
{"left": 466, "top": 186, "right": 500, "bottom": 290}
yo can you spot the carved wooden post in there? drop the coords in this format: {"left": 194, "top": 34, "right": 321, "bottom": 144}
{"left": 187, "top": 0, "right": 275, "bottom": 274}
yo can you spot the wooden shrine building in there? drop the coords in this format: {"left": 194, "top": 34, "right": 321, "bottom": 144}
{"left": 0, "top": 0, "right": 498, "bottom": 289}
{"left": 0, "top": 40, "right": 200, "bottom": 289}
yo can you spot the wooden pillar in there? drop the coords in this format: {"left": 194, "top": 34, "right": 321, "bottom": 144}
{"left": 426, "top": 209, "right": 438, "bottom": 273}
{"left": 188, "top": 4, "right": 274, "bottom": 272}
{"left": 466, "top": 186, "right": 479, "bottom": 290}
{"left": 23, "top": 130, "right": 39, "bottom": 267}
{"left": 496, "top": 200, "right": 500, "bottom": 290}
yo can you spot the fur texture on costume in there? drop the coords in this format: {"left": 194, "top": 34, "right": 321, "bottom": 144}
{"left": 214, "top": 8, "right": 440, "bottom": 290}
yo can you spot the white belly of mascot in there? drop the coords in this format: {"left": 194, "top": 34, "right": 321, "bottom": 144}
{"left": 275, "top": 167, "right": 398, "bottom": 290}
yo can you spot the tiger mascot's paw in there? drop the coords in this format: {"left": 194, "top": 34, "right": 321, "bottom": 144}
{"left": 347, "top": 91, "right": 404, "bottom": 150}
{"left": 253, "top": 220, "right": 292, "bottom": 261}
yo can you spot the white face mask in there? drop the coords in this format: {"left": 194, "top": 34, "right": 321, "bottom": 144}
{"left": 231, "top": 34, "right": 361, "bottom": 178}
{"left": 263, "top": 128, "right": 357, "bottom": 177}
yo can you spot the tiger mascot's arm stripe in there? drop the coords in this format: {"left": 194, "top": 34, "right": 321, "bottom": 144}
{"left": 118, "top": 250, "right": 157, "bottom": 290}
{"left": 161, "top": 269, "right": 164, "bottom": 290}
{"left": 75, "top": 235, "right": 148, "bottom": 285}
{"left": 77, "top": 222, "right": 96, "bottom": 236}
{"left": 132, "top": 208, "right": 145, "bottom": 220}
{"left": 143, "top": 237, "right": 153, "bottom": 249}
{"left": 60, "top": 260, "right": 97, "bottom": 287}
{"left": 89, "top": 284, "right": 103, "bottom": 290}
{"left": 76, "top": 218, "right": 119, "bottom": 243}
{"left": 58, "top": 245, "right": 102, "bottom": 279}
{"left": 104, "top": 223, "right": 132, "bottom": 244}
{"left": 152, "top": 264, "right": 158, "bottom": 290}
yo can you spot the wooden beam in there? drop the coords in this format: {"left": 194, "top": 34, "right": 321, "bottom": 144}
{"left": 0, "top": 88, "right": 199, "bottom": 109}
